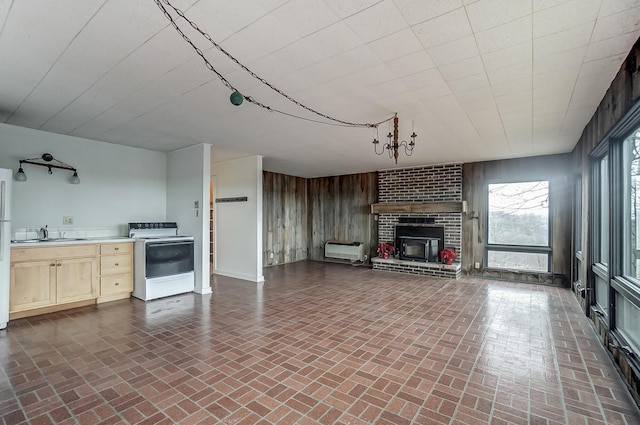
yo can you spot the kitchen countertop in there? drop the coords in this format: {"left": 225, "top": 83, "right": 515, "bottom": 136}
{"left": 11, "top": 236, "right": 134, "bottom": 248}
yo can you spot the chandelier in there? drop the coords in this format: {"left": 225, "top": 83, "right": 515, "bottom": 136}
{"left": 372, "top": 114, "right": 417, "bottom": 164}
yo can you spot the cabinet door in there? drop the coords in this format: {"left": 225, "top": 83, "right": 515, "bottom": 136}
{"left": 100, "top": 254, "right": 132, "bottom": 275}
{"left": 57, "top": 257, "right": 98, "bottom": 303}
{"left": 10, "top": 261, "right": 56, "bottom": 312}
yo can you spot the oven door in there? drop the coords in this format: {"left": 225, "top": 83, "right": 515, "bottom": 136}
{"left": 145, "top": 240, "right": 194, "bottom": 279}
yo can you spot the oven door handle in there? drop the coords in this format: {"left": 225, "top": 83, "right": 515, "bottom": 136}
{"left": 146, "top": 241, "right": 194, "bottom": 248}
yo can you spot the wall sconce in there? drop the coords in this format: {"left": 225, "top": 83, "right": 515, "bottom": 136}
{"left": 15, "top": 153, "right": 80, "bottom": 184}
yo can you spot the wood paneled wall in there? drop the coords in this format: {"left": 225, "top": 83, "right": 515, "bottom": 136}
{"left": 263, "top": 172, "right": 309, "bottom": 266}
{"left": 308, "top": 173, "right": 378, "bottom": 261}
{"left": 462, "top": 154, "right": 573, "bottom": 282}
{"left": 263, "top": 171, "right": 378, "bottom": 266}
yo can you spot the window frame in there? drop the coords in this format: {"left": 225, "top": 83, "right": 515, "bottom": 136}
{"left": 484, "top": 179, "right": 552, "bottom": 273}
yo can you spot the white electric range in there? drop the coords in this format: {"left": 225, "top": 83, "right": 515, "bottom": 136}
{"left": 128, "top": 222, "right": 194, "bottom": 301}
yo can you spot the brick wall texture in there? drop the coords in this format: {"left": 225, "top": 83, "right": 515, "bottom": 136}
{"left": 377, "top": 164, "right": 463, "bottom": 261}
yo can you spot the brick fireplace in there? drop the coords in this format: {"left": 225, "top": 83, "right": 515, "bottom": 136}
{"left": 372, "top": 164, "right": 463, "bottom": 278}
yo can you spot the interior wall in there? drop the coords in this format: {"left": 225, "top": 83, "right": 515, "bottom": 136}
{"left": 212, "top": 156, "right": 264, "bottom": 283}
{"left": 0, "top": 123, "right": 167, "bottom": 231}
{"left": 263, "top": 171, "right": 308, "bottom": 266}
{"left": 462, "top": 154, "right": 573, "bottom": 284}
{"left": 167, "top": 144, "right": 211, "bottom": 295}
{"left": 308, "top": 172, "right": 378, "bottom": 261}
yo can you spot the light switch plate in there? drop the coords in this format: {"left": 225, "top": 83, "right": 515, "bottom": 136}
{"left": 63, "top": 216, "right": 73, "bottom": 225}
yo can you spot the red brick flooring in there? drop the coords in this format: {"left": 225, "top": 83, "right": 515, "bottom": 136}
{"left": 1, "top": 261, "right": 639, "bottom": 424}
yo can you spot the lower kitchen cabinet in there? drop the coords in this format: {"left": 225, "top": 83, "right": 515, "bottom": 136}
{"left": 98, "top": 242, "right": 133, "bottom": 303}
{"left": 10, "top": 244, "right": 100, "bottom": 319}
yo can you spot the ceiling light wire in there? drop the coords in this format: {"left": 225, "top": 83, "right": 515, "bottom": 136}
{"left": 153, "top": 0, "right": 394, "bottom": 129}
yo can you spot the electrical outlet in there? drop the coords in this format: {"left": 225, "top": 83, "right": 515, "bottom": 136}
{"left": 474, "top": 262, "right": 480, "bottom": 269}
{"left": 364, "top": 254, "right": 368, "bottom": 261}
{"left": 270, "top": 252, "right": 274, "bottom": 259}
{"left": 63, "top": 216, "right": 73, "bottom": 225}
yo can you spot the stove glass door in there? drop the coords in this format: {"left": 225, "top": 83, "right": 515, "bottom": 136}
{"left": 145, "top": 240, "right": 194, "bottom": 279}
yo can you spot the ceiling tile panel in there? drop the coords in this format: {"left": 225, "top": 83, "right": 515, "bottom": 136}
{"left": 412, "top": 8, "right": 472, "bottom": 49}
{"left": 344, "top": 0, "right": 408, "bottom": 43}
{"left": 322, "top": 0, "right": 383, "bottom": 19}
{"left": 591, "top": 7, "right": 640, "bottom": 41}
{"left": 600, "top": 0, "right": 640, "bottom": 17}
{"left": 367, "top": 28, "right": 424, "bottom": 62}
{"left": 439, "top": 56, "right": 485, "bottom": 81}
{"left": 475, "top": 16, "right": 532, "bottom": 54}
{"left": 303, "top": 21, "right": 363, "bottom": 60}
{"left": 384, "top": 51, "right": 436, "bottom": 77}
{"left": 448, "top": 73, "right": 490, "bottom": 93}
{"left": 270, "top": 0, "right": 340, "bottom": 38}
{"left": 584, "top": 32, "right": 640, "bottom": 62}
{"left": 393, "top": 0, "right": 463, "bottom": 25}
{"left": 427, "top": 35, "right": 479, "bottom": 66}
{"left": 466, "top": 0, "right": 532, "bottom": 32}
{"left": 533, "top": 23, "right": 594, "bottom": 60}
{"left": 532, "top": 0, "right": 600, "bottom": 39}
{"left": 482, "top": 43, "right": 532, "bottom": 71}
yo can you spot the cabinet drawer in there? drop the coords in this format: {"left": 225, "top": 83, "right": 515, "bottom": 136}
{"left": 12, "top": 244, "right": 99, "bottom": 262}
{"left": 100, "top": 242, "right": 132, "bottom": 255}
{"left": 100, "top": 273, "right": 133, "bottom": 296}
{"left": 100, "top": 254, "right": 132, "bottom": 275}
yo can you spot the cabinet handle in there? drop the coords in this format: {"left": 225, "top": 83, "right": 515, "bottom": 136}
{"left": 114, "top": 247, "right": 119, "bottom": 251}
{"left": 114, "top": 282, "right": 120, "bottom": 286}
{"left": 50, "top": 263, "right": 55, "bottom": 267}
{"left": 114, "top": 263, "right": 119, "bottom": 266}
{"left": 57, "top": 263, "right": 61, "bottom": 266}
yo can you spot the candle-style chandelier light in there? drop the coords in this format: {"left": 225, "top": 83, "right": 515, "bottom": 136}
{"left": 372, "top": 114, "right": 417, "bottom": 164}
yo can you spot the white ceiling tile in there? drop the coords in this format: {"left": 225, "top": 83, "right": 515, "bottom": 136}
{"left": 533, "top": 22, "right": 594, "bottom": 60}
{"left": 448, "top": 73, "right": 490, "bottom": 93}
{"left": 401, "top": 68, "right": 446, "bottom": 89}
{"left": 533, "top": 0, "right": 572, "bottom": 12}
{"left": 412, "top": 7, "right": 472, "bottom": 49}
{"left": 466, "top": 0, "right": 532, "bottom": 32}
{"left": 482, "top": 42, "right": 532, "bottom": 71}
{"left": 491, "top": 76, "right": 532, "bottom": 96}
{"left": 533, "top": 113, "right": 565, "bottom": 130}
{"left": 584, "top": 32, "right": 640, "bottom": 62}
{"left": 600, "top": 0, "right": 640, "bottom": 16}
{"left": 270, "top": 0, "right": 340, "bottom": 38}
{"left": 367, "top": 28, "right": 424, "bottom": 62}
{"left": 475, "top": 16, "right": 532, "bottom": 54}
{"left": 427, "top": 35, "right": 479, "bottom": 66}
{"left": 222, "top": 14, "right": 300, "bottom": 62}
{"left": 322, "top": 0, "right": 383, "bottom": 19}
{"left": 533, "top": 95, "right": 571, "bottom": 114}
{"left": 369, "top": 78, "right": 412, "bottom": 98}
{"left": 385, "top": 50, "right": 436, "bottom": 77}
{"left": 592, "top": 7, "right": 640, "bottom": 41}
{"left": 394, "top": 0, "right": 463, "bottom": 25}
{"left": 303, "top": 21, "right": 363, "bottom": 60}
{"left": 344, "top": 0, "right": 408, "bottom": 43}
{"left": 533, "top": 47, "right": 586, "bottom": 75}
{"left": 270, "top": 39, "right": 323, "bottom": 72}
{"left": 487, "top": 61, "right": 532, "bottom": 86}
{"left": 455, "top": 86, "right": 495, "bottom": 104}
{"left": 439, "top": 56, "right": 485, "bottom": 81}
{"left": 461, "top": 96, "right": 498, "bottom": 113}
{"left": 532, "top": 0, "right": 600, "bottom": 39}
{"left": 495, "top": 92, "right": 533, "bottom": 115}
{"left": 579, "top": 55, "right": 626, "bottom": 79}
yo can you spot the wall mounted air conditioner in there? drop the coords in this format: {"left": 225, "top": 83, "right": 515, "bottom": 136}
{"left": 324, "top": 241, "right": 364, "bottom": 262}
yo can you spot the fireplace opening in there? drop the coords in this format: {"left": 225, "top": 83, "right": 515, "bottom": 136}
{"left": 395, "top": 225, "right": 444, "bottom": 263}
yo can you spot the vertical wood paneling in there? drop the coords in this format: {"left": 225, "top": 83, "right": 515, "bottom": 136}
{"left": 263, "top": 172, "right": 308, "bottom": 266}
{"left": 309, "top": 173, "right": 378, "bottom": 262}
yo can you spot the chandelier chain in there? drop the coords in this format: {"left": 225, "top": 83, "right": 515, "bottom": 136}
{"left": 154, "top": 0, "right": 393, "bottom": 128}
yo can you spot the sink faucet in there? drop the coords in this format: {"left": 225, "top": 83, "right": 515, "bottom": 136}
{"left": 39, "top": 225, "right": 48, "bottom": 240}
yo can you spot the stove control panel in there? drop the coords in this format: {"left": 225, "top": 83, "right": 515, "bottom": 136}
{"left": 128, "top": 222, "right": 178, "bottom": 230}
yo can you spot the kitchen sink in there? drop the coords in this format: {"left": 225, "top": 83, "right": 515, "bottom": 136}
{"left": 13, "top": 238, "right": 88, "bottom": 243}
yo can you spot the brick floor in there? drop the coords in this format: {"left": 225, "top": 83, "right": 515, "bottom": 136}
{"left": 1, "top": 260, "right": 639, "bottom": 424}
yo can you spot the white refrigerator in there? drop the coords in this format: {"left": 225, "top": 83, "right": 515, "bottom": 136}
{"left": 0, "top": 168, "right": 11, "bottom": 330}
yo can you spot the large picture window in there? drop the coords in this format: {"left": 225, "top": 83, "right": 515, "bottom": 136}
{"left": 486, "top": 181, "right": 550, "bottom": 272}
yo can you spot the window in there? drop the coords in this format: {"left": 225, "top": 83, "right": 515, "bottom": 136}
{"left": 593, "top": 154, "right": 609, "bottom": 315}
{"left": 486, "top": 181, "right": 550, "bottom": 272}
{"left": 623, "top": 131, "right": 640, "bottom": 280}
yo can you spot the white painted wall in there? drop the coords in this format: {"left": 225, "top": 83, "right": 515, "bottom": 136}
{"left": 211, "top": 155, "right": 264, "bottom": 283}
{"left": 167, "top": 144, "right": 211, "bottom": 295}
{"left": 0, "top": 123, "right": 167, "bottom": 231}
